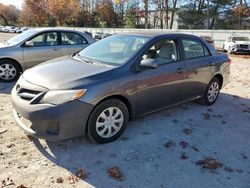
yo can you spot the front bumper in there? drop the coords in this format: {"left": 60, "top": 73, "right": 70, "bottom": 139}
{"left": 11, "top": 80, "right": 94, "bottom": 141}
{"left": 231, "top": 47, "right": 250, "bottom": 53}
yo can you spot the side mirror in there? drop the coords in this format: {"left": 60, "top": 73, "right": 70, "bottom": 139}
{"left": 139, "top": 58, "right": 158, "bottom": 69}
{"left": 25, "top": 41, "right": 34, "bottom": 47}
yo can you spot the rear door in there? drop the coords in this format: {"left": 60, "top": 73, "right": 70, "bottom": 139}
{"left": 59, "top": 32, "right": 89, "bottom": 56}
{"left": 180, "top": 37, "right": 214, "bottom": 97}
{"left": 22, "top": 31, "right": 61, "bottom": 67}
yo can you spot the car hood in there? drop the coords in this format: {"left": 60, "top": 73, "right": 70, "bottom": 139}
{"left": 23, "top": 56, "right": 115, "bottom": 90}
{"left": 0, "top": 42, "right": 9, "bottom": 48}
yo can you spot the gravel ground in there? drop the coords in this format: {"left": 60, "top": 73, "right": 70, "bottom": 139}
{"left": 0, "top": 33, "right": 250, "bottom": 188}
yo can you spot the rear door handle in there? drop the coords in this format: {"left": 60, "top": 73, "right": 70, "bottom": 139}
{"left": 209, "top": 62, "right": 215, "bottom": 66}
{"left": 177, "top": 67, "right": 184, "bottom": 73}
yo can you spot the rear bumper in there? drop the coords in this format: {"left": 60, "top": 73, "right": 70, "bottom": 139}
{"left": 11, "top": 85, "right": 94, "bottom": 141}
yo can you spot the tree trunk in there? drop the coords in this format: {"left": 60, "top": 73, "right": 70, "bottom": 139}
{"left": 170, "top": 0, "right": 177, "bottom": 29}
{"left": 209, "top": 1, "right": 219, "bottom": 29}
{"left": 0, "top": 14, "right": 8, "bottom": 25}
{"left": 144, "top": 0, "right": 149, "bottom": 28}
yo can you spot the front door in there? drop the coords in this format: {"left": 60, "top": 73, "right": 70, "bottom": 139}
{"left": 135, "top": 38, "right": 187, "bottom": 115}
{"left": 22, "top": 31, "right": 61, "bottom": 68}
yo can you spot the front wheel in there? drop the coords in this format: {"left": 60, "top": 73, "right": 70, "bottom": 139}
{"left": 87, "top": 99, "right": 129, "bottom": 143}
{"left": 200, "top": 77, "right": 221, "bottom": 106}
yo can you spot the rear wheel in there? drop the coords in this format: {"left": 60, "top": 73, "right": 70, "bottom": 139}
{"left": 200, "top": 77, "right": 221, "bottom": 106}
{"left": 0, "top": 60, "right": 21, "bottom": 82}
{"left": 87, "top": 99, "right": 129, "bottom": 143}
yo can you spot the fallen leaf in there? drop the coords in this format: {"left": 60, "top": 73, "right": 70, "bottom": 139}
{"left": 75, "top": 168, "right": 87, "bottom": 179}
{"left": 120, "top": 137, "right": 129, "bottom": 141}
{"left": 224, "top": 166, "right": 234, "bottom": 173}
{"left": 241, "top": 153, "right": 247, "bottom": 159}
{"left": 67, "top": 175, "right": 79, "bottom": 184}
{"left": 182, "top": 128, "right": 192, "bottom": 135}
{"left": 196, "top": 157, "right": 222, "bottom": 170}
{"left": 108, "top": 166, "right": 124, "bottom": 181}
{"left": 207, "top": 108, "right": 213, "bottom": 112}
{"left": 142, "top": 132, "right": 151, "bottom": 135}
{"left": 172, "top": 119, "right": 179, "bottom": 124}
{"left": 164, "top": 140, "right": 176, "bottom": 148}
{"left": 179, "top": 141, "right": 188, "bottom": 149}
{"left": 191, "top": 146, "right": 199, "bottom": 152}
{"left": 25, "top": 134, "right": 33, "bottom": 141}
{"left": 180, "top": 152, "right": 188, "bottom": 160}
{"left": 55, "top": 177, "right": 63, "bottom": 183}
{"left": 17, "top": 184, "right": 28, "bottom": 188}
{"left": 235, "top": 169, "right": 244, "bottom": 173}
{"left": 202, "top": 112, "right": 210, "bottom": 120}
{"left": 7, "top": 143, "right": 15, "bottom": 148}
{"left": 2, "top": 177, "right": 14, "bottom": 186}
{"left": 0, "top": 128, "right": 7, "bottom": 134}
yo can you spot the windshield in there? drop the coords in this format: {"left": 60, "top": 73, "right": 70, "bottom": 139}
{"left": 7, "top": 29, "right": 37, "bottom": 45}
{"left": 232, "top": 37, "right": 249, "bottom": 41}
{"left": 79, "top": 35, "right": 150, "bottom": 66}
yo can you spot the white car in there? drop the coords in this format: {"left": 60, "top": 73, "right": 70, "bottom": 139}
{"left": 223, "top": 36, "right": 250, "bottom": 54}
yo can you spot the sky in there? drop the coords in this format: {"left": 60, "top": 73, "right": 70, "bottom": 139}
{"left": 0, "top": 0, "right": 23, "bottom": 9}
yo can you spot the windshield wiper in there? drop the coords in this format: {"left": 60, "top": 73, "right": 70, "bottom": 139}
{"left": 88, "top": 58, "right": 104, "bottom": 66}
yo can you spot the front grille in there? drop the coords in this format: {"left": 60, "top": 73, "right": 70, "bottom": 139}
{"left": 239, "top": 44, "right": 249, "bottom": 49}
{"left": 17, "top": 85, "right": 43, "bottom": 101}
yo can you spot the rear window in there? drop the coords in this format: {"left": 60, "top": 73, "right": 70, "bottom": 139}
{"left": 182, "top": 39, "right": 210, "bottom": 59}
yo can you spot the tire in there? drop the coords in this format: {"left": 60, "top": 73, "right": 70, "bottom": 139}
{"left": 0, "top": 60, "right": 21, "bottom": 82}
{"left": 200, "top": 77, "right": 221, "bottom": 106}
{"left": 87, "top": 99, "right": 129, "bottom": 143}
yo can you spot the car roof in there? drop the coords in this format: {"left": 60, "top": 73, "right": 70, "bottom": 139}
{"left": 31, "top": 28, "right": 87, "bottom": 34}
{"left": 119, "top": 31, "right": 199, "bottom": 38}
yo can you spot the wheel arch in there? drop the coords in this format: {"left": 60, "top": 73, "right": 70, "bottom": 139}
{"left": 0, "top": 58, "right": 23, "bottom": 72}
{"left": 213, "top": 73, "right": 223, "bottom": 88}
{"left": 85, "top": 94, "right": 134, "bottom": 133}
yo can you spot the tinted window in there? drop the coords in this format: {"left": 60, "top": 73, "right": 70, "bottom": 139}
{"left": 182, "top": 39, "right": 207, "bottom": 59}
{"left": 142, "top": 39, "right": 178, "bottom": 65}
{"left": 61, "top": 32, "right": 87, "bottom": 45}
{"left": 30, "top": 32, "right": 58, "bottom": 46}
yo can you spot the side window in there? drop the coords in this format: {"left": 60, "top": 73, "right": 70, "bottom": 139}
{"left": 30, "top": 32, "right": 58, "bottom": 46}
{"left": 182, "top": 39, "right": 207, "bottom": 59}
{"left": 61, "top": 32, "right": 87, "bottom": 45}
{"left": 142, "top": 39, "right": 178, "bottom": 65}
{"left": 204, "top": 46, "right": 210, "bottom": 56}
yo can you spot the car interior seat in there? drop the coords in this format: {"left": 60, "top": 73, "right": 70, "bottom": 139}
{"left": 157, "top": 43, "right": 175, "bottom": 64}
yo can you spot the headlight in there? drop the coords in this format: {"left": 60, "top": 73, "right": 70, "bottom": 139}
{"left": 231, "top": 43, "right": 238, "bottom": 47}
{"left": 40, "top": 89, "right": 87, "bottom": 105}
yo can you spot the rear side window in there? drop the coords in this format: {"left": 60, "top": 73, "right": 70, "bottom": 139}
{"left": 182, "top": 39, "right": 209, "bottom": 59}
{"left": 61, "top": 32, "right": 87, "bottom": 45}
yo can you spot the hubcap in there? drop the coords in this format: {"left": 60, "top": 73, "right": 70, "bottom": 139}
{"left": 207, "top": 82, "right": 219, "bottom": 102}
{"left": 0, "top": 64, "right": 16, "bottom": 80}
{"left": 96, "top": 107, "right": 124, "bottom": 138}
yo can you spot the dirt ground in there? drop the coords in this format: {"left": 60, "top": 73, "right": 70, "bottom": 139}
{"left": 0, "top": 33, "right": 250, "bottom": 188}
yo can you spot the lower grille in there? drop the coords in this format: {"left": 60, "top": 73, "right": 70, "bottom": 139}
{"left": 239, "top": 44, "right": 249, "bottom": 49}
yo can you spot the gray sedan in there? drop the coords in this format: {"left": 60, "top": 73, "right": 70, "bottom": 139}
{"left": 0, "top": 28, "right": 95, "bottom": 82}
{"left": 11, "top": 33, "right": 230, "bottom": 143}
